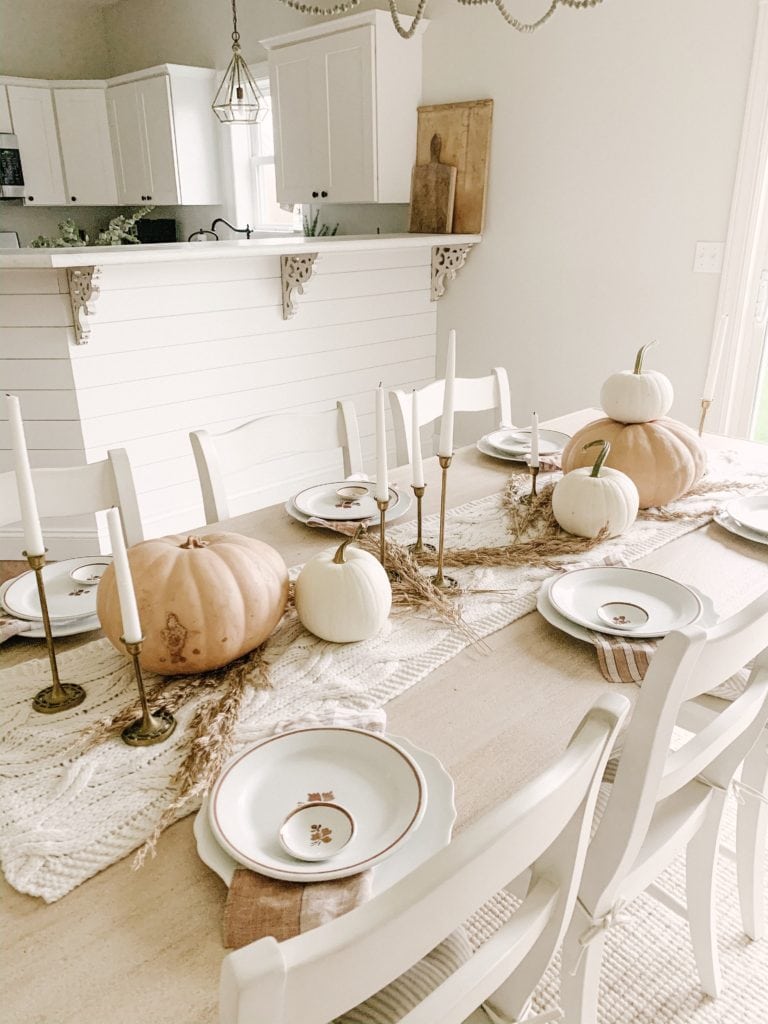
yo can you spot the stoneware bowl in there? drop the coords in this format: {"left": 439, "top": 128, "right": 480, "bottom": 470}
{"left": 279, "top": 801, "right": 355, "bottom": 861}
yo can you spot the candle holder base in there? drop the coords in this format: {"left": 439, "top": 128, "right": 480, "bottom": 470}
{"left": 431, "top": 573, "right": 458, "bottom": 591}
{"left": 408, "top": 540, "right": 437, "bottom": 555}
{"left": 121, "top": 708, "right": 176, "bottom": 747}
{"left": 32, "top": 682, "right": 86, "bottom": 714}
{"left": 521, "top": 465, "right": 540, "bottom": 504}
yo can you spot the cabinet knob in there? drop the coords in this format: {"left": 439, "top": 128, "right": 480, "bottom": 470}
{"left": 321, "top": 190, "right": 328, "bottom": 198}
{"left": 141, "top": 195, "right": 146, "bottom": 201}
{"left": 27, "top": 196, "right": 34, "bottom": 202}
{"left": 311, "top": 191, "right": 319, "bottom": 198}
{"left": 71, "top": 196, "right": 77, "bottom": 202}
{"left": 147, "top": 195, "right": 152, "bottom": 201}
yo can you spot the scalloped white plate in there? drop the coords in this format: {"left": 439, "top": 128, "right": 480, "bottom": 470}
{"left": 194, "top": 733, "right": 455, "bottom": 891}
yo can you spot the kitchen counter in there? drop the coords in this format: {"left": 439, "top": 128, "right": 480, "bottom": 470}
{"left": 0, "top": 233, "right": 481, "bottom": 267}
{"left": 1, "top": 232, "right": 480, "bottom": 558}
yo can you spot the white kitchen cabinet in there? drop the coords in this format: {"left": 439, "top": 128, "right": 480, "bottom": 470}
{"left": 107, "top": 66, "right": 221, "bottom": 206}
{"left": 53, "top": 88, "right": 118, "bottom": 205}
{"left": 262, "top": 10, "right": 425, "bottom": 206}
{"left": 6, "top": 85, "right": 66, "bottom": 205}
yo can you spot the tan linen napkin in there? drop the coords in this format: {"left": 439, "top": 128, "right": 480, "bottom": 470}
{"left": 0, "top": 615, "right": 34, "bottom": 644}
{"left": 223, "top": 869, "right": 373, "bottom": 947}
{"left": 222, "top": 706, "right": 386, "bottom": 949}
{"left": 587, "top": 628, "right": 656, "bottom": 683}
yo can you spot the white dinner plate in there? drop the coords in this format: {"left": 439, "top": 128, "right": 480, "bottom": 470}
{"left": 293, "top": 481, "right": 400, "bottom": 522}
{"left": 485, "top": 428, "right": 568, "bottom": 457}
{"left": 285, "top": 488, "right": 411, "bottom": 527}
{"left": 537, "top": 575, "right": 716, "bottom": 644}
{"left": 0, "top": 579, "right": 102, "bottom": 638}
{"left": 725, "top": 495, "right": 768, "bottom": 537}
{"left": 476, "top": 430, "right": 570, "bottom": 464}
{"left": 714, "top": 508, "right": 768, "bottom": 547}
{"left": 208, "top": 727, "right": 427, "bottom": 882}
{"left": 1, "top": 556, "right": 111, "bottom": 623}
{"left": 548, "top": 566, "right": 703, "bottom": 639}
{"left": 194, "top": 733, "right": 455, "bottom": 891}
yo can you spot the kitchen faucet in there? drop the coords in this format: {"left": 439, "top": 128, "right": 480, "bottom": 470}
{"left": 210, "top": 218, "right": 253, "bottom": 240}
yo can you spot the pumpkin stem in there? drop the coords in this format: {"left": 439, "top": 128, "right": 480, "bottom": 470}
{"left": 332, "top": 525, "right": 365, "bottom": 564}
{"left": 583, "top": 439, "right": 611, "bottom": 478}
{"left": 633, "top": 340, "right": 656, "bottom": 374}
{"left": 180, "top": 536, "right": 209, "bottom": 549}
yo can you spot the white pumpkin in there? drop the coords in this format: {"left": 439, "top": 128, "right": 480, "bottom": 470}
{"left": 552, "top": 440, "right": 639, "bottom": 539}
{"left": 600, "top": 341, "right": 674, "bottom": 423}
{"left": 295, "top": 531, "right": 392, "bottom": 643}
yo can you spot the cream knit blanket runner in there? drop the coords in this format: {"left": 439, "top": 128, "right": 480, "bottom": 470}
{"left": 1, "top": 452, "right": 765, "bottom": 902}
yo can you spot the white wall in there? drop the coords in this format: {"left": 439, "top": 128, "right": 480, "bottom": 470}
{"left": 0, "top": 0, "right": 112, "bottom": 79}
{"left": 422, "top": 0, "right": 757, "bottom": 432}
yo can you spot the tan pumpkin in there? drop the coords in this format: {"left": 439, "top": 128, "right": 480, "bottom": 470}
{"left": 97, "top": 532, "right": 289, "bottom": 674}
{"left": 561, "top": 418, "right": 706, "bottom": 509}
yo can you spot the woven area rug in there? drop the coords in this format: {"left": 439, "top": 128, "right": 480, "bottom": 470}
{"left": 463, "top": 795, "right": 767, "bottom": 1024}
{"left": 1, "top": 452, "right": 766, "bottom": 902}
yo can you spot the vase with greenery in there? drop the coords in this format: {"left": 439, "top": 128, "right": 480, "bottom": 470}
{"left": 29, "top": 206, "right": 154, "bottom": 248}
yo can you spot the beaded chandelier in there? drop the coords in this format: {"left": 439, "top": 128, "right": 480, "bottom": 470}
{"left": 276, "top": 0, "right": 605, "bottom": 38}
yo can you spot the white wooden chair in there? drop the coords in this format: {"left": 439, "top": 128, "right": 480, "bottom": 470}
{"left": 190, "top": 402, "right": 364, "bottom": 524}
{"left": 679, "top": 687, "right": 768, "bottom": 941}
{"left": 220, "top": 693, "right": 629, "bottom": 1024}
{"left": 389, "top": 369, "right": 512, "bottom": 465}
{"left": 0, "top": 448, "right": 143, "bottom": 546}
{"left": 561, "top": 591, "right": 768, "bottom": 1022}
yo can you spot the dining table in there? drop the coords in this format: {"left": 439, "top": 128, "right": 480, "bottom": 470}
{"left": 2, "top": 407, "right": 767, "bottom": 1024}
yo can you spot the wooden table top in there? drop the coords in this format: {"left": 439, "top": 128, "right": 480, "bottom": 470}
{"left": 2, "top": 410, "right": 767, "bottom": 1024}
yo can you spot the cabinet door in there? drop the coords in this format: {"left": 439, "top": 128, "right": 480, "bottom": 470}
{"left": 321, "top": 25, "right": 376, "bottom": 203}
{"left": 270, "top": 25, "right": 376, "bottom": 204}
{"left": 53, "top": 89, "right": 118, "bottom": 206}
{"left": 137, "top": 76, "right": 180, "bottom": 205}
{"left": 107, "top": 82, "right": 147, "bottom": 205}
{"left": 6, "top": 86, "right": 66, "bottom": 205}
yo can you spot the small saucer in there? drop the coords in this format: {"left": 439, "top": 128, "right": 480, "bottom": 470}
{"left": 68, "top": 560, "right": 110, "bottom": 587}
{"left": 597, "top": 601, "right": 650, "bottom": 631}
{"left": 279, "top": 802, "right": 355, "bottom": 862}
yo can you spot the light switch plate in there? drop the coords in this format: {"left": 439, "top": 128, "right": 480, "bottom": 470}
{"left": 693, "top": 241, "right": 724, "bottom": 274}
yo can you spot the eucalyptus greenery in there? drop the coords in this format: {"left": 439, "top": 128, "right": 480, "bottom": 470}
{"left": 29, "top": 206, "right": 155, "bottom": 248}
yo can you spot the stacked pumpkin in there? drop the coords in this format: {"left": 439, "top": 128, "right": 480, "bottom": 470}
{"left": 561, "top": 342, "right": 706, "bottom": 510}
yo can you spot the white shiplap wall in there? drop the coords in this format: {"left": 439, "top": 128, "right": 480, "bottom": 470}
{"left": 0, "top": 247, "right": 437, "bottom": 557}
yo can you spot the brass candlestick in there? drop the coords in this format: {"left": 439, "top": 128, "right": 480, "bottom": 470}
{"left": 28, "top": 551, "right": 86, "bottom": 714}
{"left": 375, "top": 495, "right": 399, "bottom": 580}
{"left": 408, "top": 484, "right": 436, "bottom": 556}
{"left": 529, "top": 464, "right": 540, "bottom": 497}
{"left": 698, "top": 398, "right": 712, "bottom": 437}
{"left": 431, "top": 455, "right": 457, "bottom": 591}
{"left": 121, "top": 637, "right": 176, "bottom": 746}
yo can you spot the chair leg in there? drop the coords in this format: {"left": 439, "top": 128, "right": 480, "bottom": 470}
{"left": 737, "top": 737, "right": 768, "bottom": 940}
{"left": 685, "top": 797, "right": 725, "bottom": 998}
{"left": 559, "top": 904, "right": 605, "bottom": 1024}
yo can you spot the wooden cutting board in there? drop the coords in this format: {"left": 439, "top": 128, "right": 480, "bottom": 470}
{"left": 413, "top": 100, "right": 493, "bottom": 234}
{"left": 408, "top": 134, "right": 457, "bottom": 234}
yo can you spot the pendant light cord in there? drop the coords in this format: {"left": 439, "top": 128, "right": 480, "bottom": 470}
{"left": 231, "top": 0, "right": 241, "bottom": 47}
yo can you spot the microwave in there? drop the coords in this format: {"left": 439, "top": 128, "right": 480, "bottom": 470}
{"left": 0, "top": 134, "right": 25, "bottom": 199}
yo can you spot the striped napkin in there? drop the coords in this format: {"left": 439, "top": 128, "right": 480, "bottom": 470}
{"left": 587, "top": 628, "right": 655, "bottom": 683}
{"left": 222, "top": 706, "right": 386, "bottom": 950}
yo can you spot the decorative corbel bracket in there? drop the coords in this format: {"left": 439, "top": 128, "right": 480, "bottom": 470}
{"left": 431, "top": 244, "right": 474, "bottom": 301}
{"left": 67, "top": 267, "right": 102, "bottom": 344}
{"left": 281, "top": 253, "right": 318, "bottom": 319}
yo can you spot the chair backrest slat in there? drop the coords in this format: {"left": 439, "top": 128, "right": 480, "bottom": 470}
{"left": 389, "top": 368, "right": 512, "bottom": 465}
{"left": 190, "top": 402, "right": 364, "bottom": 524}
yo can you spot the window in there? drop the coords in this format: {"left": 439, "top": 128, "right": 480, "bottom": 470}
{"left": 228, "top": 70, "right": 302, "bottom": 233}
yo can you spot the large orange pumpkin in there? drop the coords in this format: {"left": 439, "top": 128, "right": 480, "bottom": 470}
{"left": 97, "top": 532, "right": 289, "bottom": 674}
{"left": 560, "top": 418, "right": 706, "bottom": 508}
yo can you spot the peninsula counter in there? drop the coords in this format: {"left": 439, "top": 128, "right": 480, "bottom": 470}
{"left": 0, "top": 234, "right": 479, "bottom": 557}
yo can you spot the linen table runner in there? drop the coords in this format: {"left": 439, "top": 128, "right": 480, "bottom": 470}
{"left": 1, "top": 450, "right": 765, "bottom": 902}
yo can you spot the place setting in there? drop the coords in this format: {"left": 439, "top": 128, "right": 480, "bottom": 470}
{"left": 714, "top": 494, "right": 768, "bottom": 547}
{"left": 0, "top": 556, "right": 110, "bottom": 640}
{"left": 193, "top": 721, "right": 457, "bottom": 948}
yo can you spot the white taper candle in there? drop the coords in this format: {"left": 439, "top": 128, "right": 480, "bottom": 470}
{"left": 438, "top": 329, "right": 456, "bottom": 457}
{"left": 106, "top": 507, "right": 143, "bottom": 644}
{"left": 374, "top": 383, "right": 389, "bottom": 501}
{"left": 6, "top": 393, "right": 45, "bottom": 556}
{"left": 530, "top": 411, "right": 540, "bottom": 468}
{"left": 410, "top": 389, "right": 424, "bottom": 488}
